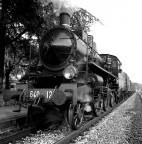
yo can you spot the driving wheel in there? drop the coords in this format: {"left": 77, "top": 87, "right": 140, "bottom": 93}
{"left": 65, "top": 102, "right": 84, "bottom": 130}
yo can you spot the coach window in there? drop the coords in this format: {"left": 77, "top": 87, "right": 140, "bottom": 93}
{"left": 112, "top": 60, "right": 117, "bottom": 67}
{"left": 107, "top": 57, "right": 111, "bottom": 65}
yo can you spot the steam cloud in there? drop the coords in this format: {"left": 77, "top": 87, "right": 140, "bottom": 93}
{"left": 77, "top": 85, "right": 92, "bottom": 112}
{"left": 39, "top": 0, "right": 80, "bottom": 16}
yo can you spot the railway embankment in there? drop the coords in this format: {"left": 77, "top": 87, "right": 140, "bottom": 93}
{"left": 72, "top": 92, "right": 142, "bottom": 144}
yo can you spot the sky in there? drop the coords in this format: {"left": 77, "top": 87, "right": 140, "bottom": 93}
{"left": 69, "top": 0, "right": 142, "bottom": 84}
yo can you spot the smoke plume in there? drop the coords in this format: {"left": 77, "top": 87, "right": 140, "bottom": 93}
{"left": 77, "top": 85, "right": 92, "bottom": 112}
{"left": 39, "top": 0, "right": 80, "bottom": 16}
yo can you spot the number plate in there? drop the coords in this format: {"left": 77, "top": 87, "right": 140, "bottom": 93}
{"left": 29, "top": 89, "right": 55, "bottom": 99}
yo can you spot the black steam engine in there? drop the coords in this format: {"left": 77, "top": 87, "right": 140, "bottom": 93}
{"left": 4, "top": 13, "right": 131, "bottom": 130}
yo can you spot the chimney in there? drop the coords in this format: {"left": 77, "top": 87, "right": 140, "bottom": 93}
{"left": 59, "top": 12, "right": 70, "bottom": 28}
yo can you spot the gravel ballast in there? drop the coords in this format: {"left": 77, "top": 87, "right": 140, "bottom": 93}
{"left": 73, "top": 92, "right": 142, "bottom": 144}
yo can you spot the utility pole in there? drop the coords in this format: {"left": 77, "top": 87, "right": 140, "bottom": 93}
{"left": 0, "top": 0, "right": 6, "bottom": 89}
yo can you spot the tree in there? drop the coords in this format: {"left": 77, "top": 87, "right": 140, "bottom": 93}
{"left": 0, "top": 0, "right": 6, "bottom": 89}
{"left": 71, "top": 8, "right": 95, "bottom": 32}
{"left": 1, "top": 0, "right": 44, "bottom": 89}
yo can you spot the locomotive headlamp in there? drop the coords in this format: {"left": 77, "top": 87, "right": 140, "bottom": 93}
{"left": 16, "top": 69, "right": 25, "bottom": 80}
{"left": 63, "top": 65, "right": 78, "bottom": 79}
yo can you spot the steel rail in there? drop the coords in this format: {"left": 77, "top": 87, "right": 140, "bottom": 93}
{"left": 0, "top": 126, "right": 36, "bottom": 144}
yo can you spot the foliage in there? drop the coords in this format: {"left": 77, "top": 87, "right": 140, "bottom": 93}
{"left": 5, "top": 0, "right": 44, "bottom": 37}
{"left": 4, "top": 1, "right": 43, "bottom": 58}
{"left": 41, "top": 3, "right": 95, "bottom": 32}
{"left": 71, "top": 8, "right": 95, "bottom": 32}
{"left": 2, "top": 0, "right": 45, "bottom": 89}
{"left": 41, "top": 3, "right": 59, "bottom": 33}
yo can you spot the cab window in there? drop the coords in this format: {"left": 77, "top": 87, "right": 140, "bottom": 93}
{"left": 112, "top": 60, "right": 117, "bottom": 67}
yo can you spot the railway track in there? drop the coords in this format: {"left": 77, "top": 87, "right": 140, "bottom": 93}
{"left": 55, "top": 92, "right": 134, "bottom": 144}
{"left": 0, "top": 92, "right": 135, "bottom": 144}
{"left": 0, "top": 126, "right": 36, "bottom": 144}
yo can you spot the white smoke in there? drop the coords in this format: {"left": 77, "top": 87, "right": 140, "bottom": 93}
{"left": 77, "top": 85, "right": 92, "bottom": 112}
{"left": 77, "top": 85, "right": 91, "bottom": 101}
{"left": 39, "top": 0, "right": 80, "bottom": 16}
{"left": 84, "top": 103, "right": 92, "bottom": 112}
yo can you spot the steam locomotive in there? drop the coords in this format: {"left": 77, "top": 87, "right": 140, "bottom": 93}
{"left": 4, "top": 12, "right": 133, "bottom": 130}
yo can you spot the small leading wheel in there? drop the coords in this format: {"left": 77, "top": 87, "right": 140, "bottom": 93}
{"left": 65, "top": 102, "right": 84, "bottom": 130}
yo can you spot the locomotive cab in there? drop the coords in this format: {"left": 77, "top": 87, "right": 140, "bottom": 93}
{"left": 100, "top": 54, "right": 122, "bottom": 78}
